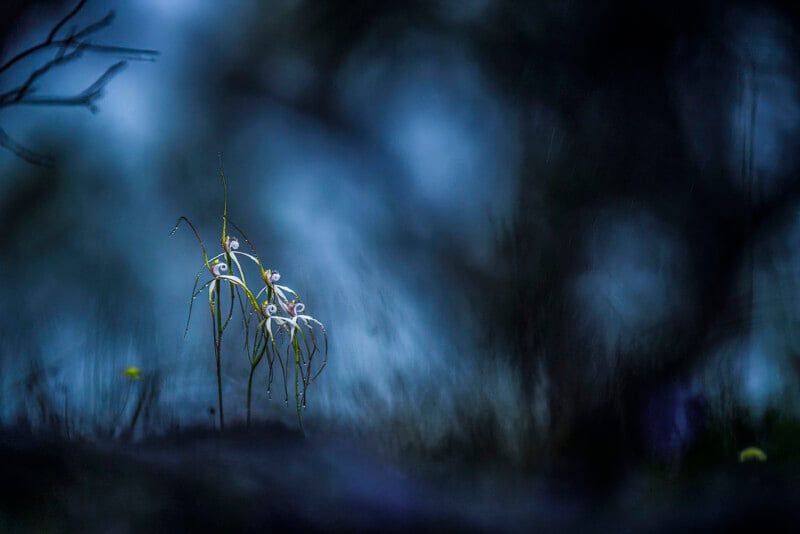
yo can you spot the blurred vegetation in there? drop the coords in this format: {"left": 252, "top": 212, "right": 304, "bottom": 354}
{"left": 9, "top": 355, "right": 162, "bottom": 442}
{"left": 2, "top": 0, "right": 800, "bottom": 491}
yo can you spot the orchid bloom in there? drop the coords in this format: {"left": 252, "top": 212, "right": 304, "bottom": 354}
{"left": 172, "top": 160, "right": 328, "bottom": 430}
{"left": 258, "top": 296, "right": 326, "bottom": 357}
{"left": 255, "top": 268, "right": 299, "bottom": 305}
{"left": 211, "top": 259, "right": 227, "bottom": 276}
{"left": 224, "top": 235, "right": 239, "bottom": 253}
{"left": 282, "top": 299, "right": 302, "bottom": 317}
{"left": 222, "top": 235, "right": 250, "bottom": 286}
{"left": 203, "top": 253, "right": 263, "bottom": 314}
{"left": 272, "top": 299, "right": 326, "bottom": 342}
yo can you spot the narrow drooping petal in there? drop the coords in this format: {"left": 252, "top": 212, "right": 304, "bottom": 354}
{"left": 234, "top": 251, "right": 263, "bottom": 270}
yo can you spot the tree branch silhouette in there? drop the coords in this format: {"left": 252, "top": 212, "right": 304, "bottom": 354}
{"left": 0, "top": 0, "right": 158, "bottom": 165}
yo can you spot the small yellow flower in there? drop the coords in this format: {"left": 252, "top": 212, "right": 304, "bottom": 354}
{"left": 123, "top": 366, "right": 141, "bottom": 380}
{"left": 739, "top": 446, "right": 767, "bottom": 463}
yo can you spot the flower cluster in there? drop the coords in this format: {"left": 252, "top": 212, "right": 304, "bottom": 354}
{"left": 171, "top": 162, "right": 327, "bottom": 430}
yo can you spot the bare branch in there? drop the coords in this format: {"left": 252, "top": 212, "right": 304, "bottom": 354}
{"left": 72, "top": 11, "right": 115, "bottom": 40}
{"left": 0, "top": 8, "right": 156, "bottom": 77}
{"left": 0, "top": 45, "right": 86, "bottom": 106}
{"left": 14, "top": 61, "right": 127, "bottom": 113}
{"left": 47, "top": 0, "right": 89, "bottom": 43}
{"left": 65, "top": 42, "right": 158, "bottom": 60}
{"left": 0, "top": 0, "right": 92, "bottom": 75}
{"left": 0, "top": 1, "right": 157, "bottom": 165}
{"left": 0, "top": 127, "right": 54, "bottom": 166}
{"left": 0, "top": 43, "right": 52, "bottom": 76}
{"left": 78, "top": 60, "right": 127, "bottom": 99}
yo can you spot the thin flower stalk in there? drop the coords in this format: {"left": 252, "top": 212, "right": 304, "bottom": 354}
{"left": 172, "top": 159, "right": 327, "bottom": 431}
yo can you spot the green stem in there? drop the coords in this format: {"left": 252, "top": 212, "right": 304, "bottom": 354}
{"left": 215, "top": 278, "right": 225, "bottom": 431}
{"left": 293, "top": 336, "right": 302, "bottom": 431}
{"left": 247, "top": 332, "right": 267, "bottom": 429}
{"left": 246, "top": 363, "right": 256, "bottom": 428}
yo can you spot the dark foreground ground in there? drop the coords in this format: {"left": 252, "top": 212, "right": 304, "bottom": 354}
{"left": 1, "top": 424, "right": 799, "bottom": 532}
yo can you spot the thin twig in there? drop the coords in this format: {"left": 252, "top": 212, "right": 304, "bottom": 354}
{"left": 0, "top": 45, "right": 86, "bottom": 106}
{"left": 0, "top": 0, "right": 86, "bottom": 74}
{"left": 48, "top": 0, "right": 88, "bottom": 43}
{"left": 0, "top": 127, "right": 54, "bottom": 166}
{"left": 11, "top": 61, "right": 127, "bottom": 113}
{"left": 71, "top": 11, "right": 115, "bottom": 41}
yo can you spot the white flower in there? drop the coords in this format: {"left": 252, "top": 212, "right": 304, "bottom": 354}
{"left": 282, "top": 300, "right": 303, "bottom": 317}
{"left": 211, "top": 261, "right": 228, "bottom": 276}
{"left": 272, "top": 300, "right": 325, "bottom": 343}
{"left": 256, "top": 269, "right": 299, "bottom": 304}
{"left": 224, "top": 235, "right": 239, "bottom": 253}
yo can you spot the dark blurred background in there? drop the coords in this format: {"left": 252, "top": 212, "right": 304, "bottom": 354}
{"left": 2, "top": 0, "right": 800, "bottom": 529}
